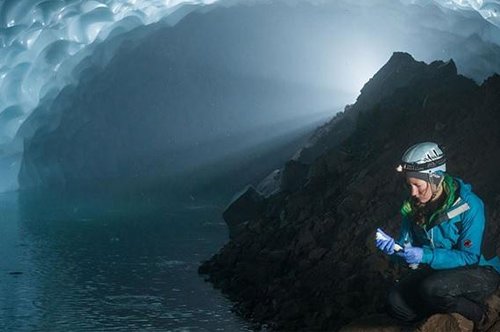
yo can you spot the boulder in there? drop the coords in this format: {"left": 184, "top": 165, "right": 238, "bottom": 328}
{"left": 222, "top": 186, "right": 265, "bottom": 239}
{"left": 257, "top": 169, "right": 282, "bottom": 198}
{"left": 339, "top": 313, "right": 472, "bottom": 332}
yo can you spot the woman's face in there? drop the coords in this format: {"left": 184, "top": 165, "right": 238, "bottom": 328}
{"left": 406, "top": 177, "right": 433, "bottom": 204}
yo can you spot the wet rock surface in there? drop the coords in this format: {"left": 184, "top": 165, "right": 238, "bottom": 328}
{"left": 199, "top": 52, "right": 500, "bottom": 330}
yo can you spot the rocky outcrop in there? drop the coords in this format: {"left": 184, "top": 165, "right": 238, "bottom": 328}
{"left": 352, "top": 52, "right": 458, "bottom": 114}
{"left": 338, "top": 313, "right": 474, "bottom": 332}
{"left": 223, "top": 186, "right": 265, "bottom": 239}
{"left": 256, "top": 169, "right": 282, "bottom": 198}
{"left": 199, "top": 53, "right": 500, "bottom": 331}
{"left": 339, "top": 312, "right": 483, "bottom": 332}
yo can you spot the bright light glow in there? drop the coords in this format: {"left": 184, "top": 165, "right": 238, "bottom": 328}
{"left": 342, "top": 51, "right": 387, "bottom": 95}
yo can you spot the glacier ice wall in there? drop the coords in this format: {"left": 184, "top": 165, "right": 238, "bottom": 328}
{"left": 1, "top": 0, "right": 500, "bottom": 147}
{"left": 0, "top": 0, "right": 219, "bottom": 145}
{"left": 429, "top": 0, "right": 500, "bottom": 27}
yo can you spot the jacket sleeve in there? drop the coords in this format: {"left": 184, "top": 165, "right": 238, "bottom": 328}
{"left": 422, "top": 195, "right": 484, "bottom": 269}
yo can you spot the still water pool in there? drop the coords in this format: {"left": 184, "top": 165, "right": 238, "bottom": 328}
{"left": 0, "top": 191, "right": 250, "bottom": 331}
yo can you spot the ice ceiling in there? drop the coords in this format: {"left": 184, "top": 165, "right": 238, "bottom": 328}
{"left": 0, "top": 0, "right": 499, "bottom": 146}
{"left": 0, "top": 0, "right": 217, "bottom": 144}
{"left": 432, "top": 0, "right": 500, "bottom": 23}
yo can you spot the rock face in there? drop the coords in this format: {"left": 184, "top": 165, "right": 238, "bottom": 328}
{"left": 256, "top": 169, "right": 282, "bottom": 198}
{"left": 199, "top": 53, "right": 500, "bottom": 331}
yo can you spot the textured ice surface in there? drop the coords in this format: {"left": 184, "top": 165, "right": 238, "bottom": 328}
{"left": 0, "top": 0, "right": 499, "bottom": 146}
{"left": 0, "top": 0, "right": 219, "bottom": 145}
{"left": 432, "top": 0, "right": 500, "bottom": 23}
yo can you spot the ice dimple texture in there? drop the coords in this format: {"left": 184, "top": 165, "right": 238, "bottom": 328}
{"left": 0, "top": 0, "right": 218, "bottom": 144}
{"left": 0, "top": 0, "right": 499, "bottom": 145}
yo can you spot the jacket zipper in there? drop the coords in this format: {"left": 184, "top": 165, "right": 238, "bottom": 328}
{"left": 423, "top": 224, "right": 435, "bottom": 248}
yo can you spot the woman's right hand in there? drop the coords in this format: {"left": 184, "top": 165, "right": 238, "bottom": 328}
{"left": 375, "top": 228, "right": 396, "bottom": 255}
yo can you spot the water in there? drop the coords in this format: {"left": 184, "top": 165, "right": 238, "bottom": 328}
{"left": 0, "top": 191, "right": 250, "bottom": 331}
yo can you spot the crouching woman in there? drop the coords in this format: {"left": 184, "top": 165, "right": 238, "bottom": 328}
{"left": 376, "top": 142, "right": 500, "bottom": 331}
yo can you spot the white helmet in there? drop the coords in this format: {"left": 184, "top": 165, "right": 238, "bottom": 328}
{"left": 397, "top": 142, "right": 446, "bottom": 185}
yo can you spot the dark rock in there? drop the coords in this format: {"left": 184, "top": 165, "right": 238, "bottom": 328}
{"left": 257, "top": 169, "right": 282, "bottom": 198}
{"left": 280, "top": 160, "right": 309, "bottom": 192}
{"left": 293, "top": 106, "right": 357, "bottom": 165}
{"left": 421, "top": 313, "right": 473, "bottom": 331}
{"left": 353, "top": 52, "right": 427, "bottom": 113}
{"left": 201, "top": 52, "right": 500, "bottom": 331}
{"left": 222, "top": 186, "right": 264, "bottom": 239}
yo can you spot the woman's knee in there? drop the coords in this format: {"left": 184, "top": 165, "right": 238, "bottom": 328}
{"left": 419, "top": 277, "right": 454, "bottom": 309}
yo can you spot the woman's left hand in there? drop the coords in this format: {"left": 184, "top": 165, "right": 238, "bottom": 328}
{"left": 396, "top": 246, "right": 423, "bottom": 265}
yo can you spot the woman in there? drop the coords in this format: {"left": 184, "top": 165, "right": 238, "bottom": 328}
{"left": 375, "top": 142, "right": 500, "bottom": 330}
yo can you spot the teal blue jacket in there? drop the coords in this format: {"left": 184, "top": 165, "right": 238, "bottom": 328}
{"left": 398, "top": 176, "right": 500, "bottom": 273}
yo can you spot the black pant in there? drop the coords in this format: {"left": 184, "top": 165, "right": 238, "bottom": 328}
{"left": 387, "top": 266, "right": 499, "bottom": 323}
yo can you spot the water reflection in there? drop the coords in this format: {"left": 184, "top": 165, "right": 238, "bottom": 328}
{"left": 0, "top": 190, "right": 249, "bottom": 331}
